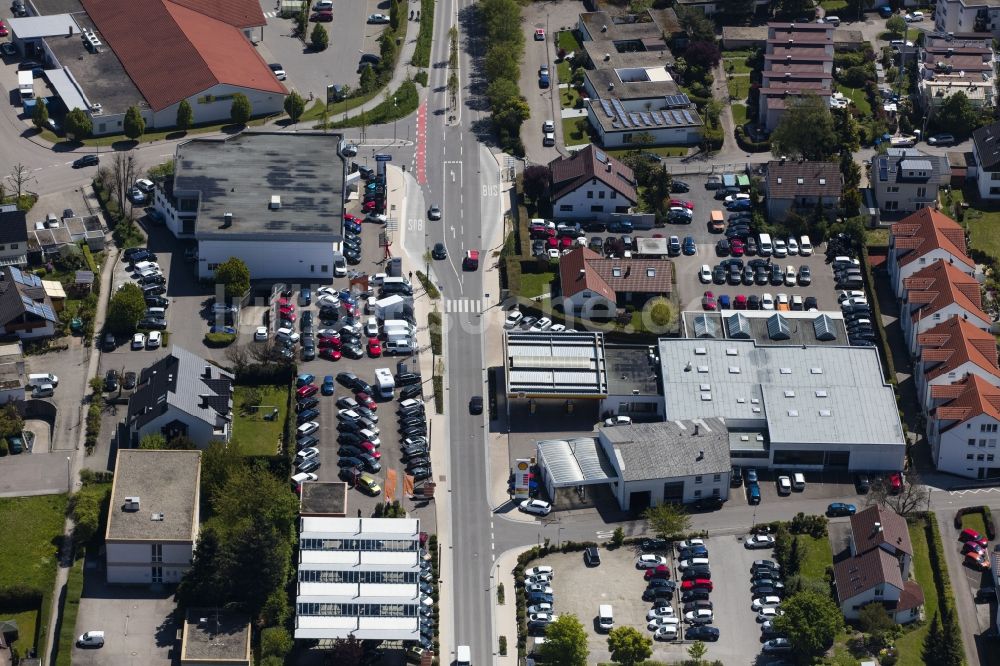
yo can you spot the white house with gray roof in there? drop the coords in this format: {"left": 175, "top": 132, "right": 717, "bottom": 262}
{"left": 105, "top": 449, "right": 201, "bottom": 584}
{"left": 657, "top": 338, "right": 906, "bottom": 472}
{"left": 870, "top": 149, "right": 950, "bottom": 218}
{"left": 125, "top": 346, "right": 234, "bottom": 448}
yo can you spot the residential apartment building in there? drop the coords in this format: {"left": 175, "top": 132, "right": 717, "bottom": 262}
{"left": 870, "top": 149, "right": 950, "bottom": 219}
{"left": 548, "top": 145, "right": 638, "bottom": 221}
{"left": 105, "top": 449, "right": 201, "bottom": 584}
{"left": 972, "top": 121, "right": 1000, "bottom": 200}
{"left": 577, "top": 10, "right": 703, "bottom": 147}
{"left": 558, "top": 247, "right": 672, "bottom": 318}
{"left": 899, "top": 258, "right": 989, "bottom": 355}
{"left": 917, "top": 314, "right": 1000, "bottom": 413}
{"left": 833, "top": 506, "right": 923, "bottom": 624}
{"left": 929, "top": 374, "right": 1000, "bottom": 479}
{"left": 934, "top": 0, "right": 1000, "bottom": 37}
{"left": 918, "top": 36, "right": 995, "bottom": 111}
{"left": 759, "top": 23, "right": 834, "bottom": 131}
{"left": 888, "top": 207, "right": 976, "bottom": 299}
{"left": 764, "top": 160, "right": 842, "bottom": 222}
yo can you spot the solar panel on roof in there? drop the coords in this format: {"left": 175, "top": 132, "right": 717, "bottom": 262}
{"left": 601, "top": 99, "right": 614, "bottom": 116}
{"left": 651, "top": 111, "right": 664, "bottom": 124}
{"left": 671, "top": 110, "right": 684, "bottom": 123}
{"left": 682, "top": 110, "right": 695, "bottom": 124}
{"left": 641, "top": 113, "right": 652, "bottom": 125}
{"left": 21, "top": 295, "right": 55, "bottom": 322}
{"left": 595, "top": 149, "right": 608, "bottom": 163}
{"left": 9, "top": 267, "right": 41, "bottom": 288}
{"left": 629, "top": 113, "right": 641, "bottom": 126}
{"left": 663, "top": 94, "right": 691, "bottom": 108}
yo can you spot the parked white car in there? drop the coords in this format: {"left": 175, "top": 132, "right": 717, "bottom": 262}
{"left": 761, "top": 293, "right": 775, "bottom": 310}
{"left": 678, "top": 557, "right": 710, "bottom": 570}
{"left": 745, "top": 534, "right": 776, "bottom": 549}
{"left": 752, "top": 596, "right": 783, "bottom": 611}
{"left": 684, "top": 609, "right": 714, "bottom": 624}
{"left": 647, "top": 616, "right": 680, "bottom": 630}
{"left": 699, "top": 264, "right": 712, "bottom": 284}
{"left": 525, "top": 566, "right": 554, "bottom": 577}
{"left": 636, "top": 554, "right": 668, "bottom": 569}
{"left": 519, "top": 499, "right": 552, "bottom": 516}
{"left": 131, "top": 333, "right": 146, "bottom": 349}
{"left": 653, "top": 625, "right": 678, "bottom": 640}
{"left": 647, "top": 606, "right": 676, "bottom": 621}
{"left": 676, "top": 538, "right": 705, "bottom": 551}
{"left": 504, "top": 310, "right": 524, "bottom": 329}
{"left": 254, "top": 326, "right": 268, "bottom": 341}
{"left": 530, "top": 317, "right": 553, "bottom": 332}
{"left": 146, "top": 331, "right": 162, "bottom": 349}
{"left": 604, "top": 415, "right": 632, "bottom": 427}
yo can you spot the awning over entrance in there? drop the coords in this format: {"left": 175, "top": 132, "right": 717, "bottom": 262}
{"left": 537, "top": 437, "right": 619, "bottom": 487}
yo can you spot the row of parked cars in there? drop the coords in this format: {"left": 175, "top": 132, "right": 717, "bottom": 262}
{"left": 121, "top": 247, "right": 169, "bottom": 331}
{"left": 523, "top": 565, "right": 558, "bottom": 634}
{"left": 701, "top": 258, "right": 813, "bottom": 288}
{"left": 747, "top": 559, "right": 792, "bottom": 654}
{"left": 637, "top": 540, "right": 720, "bottom": 643}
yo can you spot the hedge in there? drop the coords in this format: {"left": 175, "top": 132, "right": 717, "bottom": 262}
{"left": 735, "top": 126, "right": 771, "bottom": 152}
{"left": 416, "top": 270, "right": 439, "bottom": 299}
{"left": 409, "top": 0, "right": 435, "bottom": 68}
{"left": 204, "top": 332, "right": 236, "bottom": 347}
{"left": 428, "top": 311, "right": 442, "bottom": 355}
{"left": 954, "top": 505, "right": 997, "bottom": 540}
{"left": 924, "top": 513, "right": 958, "bottom": 629}
{"left": 432, "top": 375, "right": 444, "bottom": 415}
{"left": 860, "top": 245, "right": 897, "bottom": 383}
{"left": 0, "top": 583, "right": 44, "bottom": 611}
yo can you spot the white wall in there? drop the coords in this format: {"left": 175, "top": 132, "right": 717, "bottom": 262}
{"left": 562, "top": 289, "right": 617, "bottom": 319}
{"left": 932, "top": 412, "right": 1000, "bottom": 478}
{"left": 891, "top": 248, "right": 977, "bottom": 298}
{"left": 590, "top": 119, "right": 702, "bottom": 149}
{"left": 151, "top": 84, "right": 284, "bottom": 130}
{"left": 152, "top": 188, "right": 195, "bottom": 239}
{"left": 974, "top": 142, "right": 1000, "bottom": 200}
{"left": 904, "top": 303, "right": 991, "bottom": 355}
{"left": 612, "top": 473, "right": 730, "bottom": 511}
{"left": 136, "top": 405, "right": 227, "bottom": 449}
{"left": 4, "top": 321, "right": 55, "bottom": 340}
{"left": 198, "top": 239, "right": 337, "bottom": 280}
{"left": 106, "top": 541, "right": 193, "bottom": 584}
{"left": 554, "top": 180, "right": 631, "bottom": 220}
{"left": 840, "top": 585, "right": 902, "bottom": 621}
{"left": 918, "top": 361, "right": 1000, "bottom": 412}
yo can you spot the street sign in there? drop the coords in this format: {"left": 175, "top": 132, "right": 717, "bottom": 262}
{"left": 375, "top": 154, "right": 392, "bottom": 162}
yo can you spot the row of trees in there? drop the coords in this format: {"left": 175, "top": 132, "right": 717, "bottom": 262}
{"left": 480, "top": 0, "right": 528, "bottom": 155}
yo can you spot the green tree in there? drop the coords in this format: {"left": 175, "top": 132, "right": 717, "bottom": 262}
{"left": 311, "top": 22, "right": 329, "bottom": 51}
{"left": 676, "top": 6, "right": 716, "bottom": 43}
{"left": 770, "top": 94, "right": 838, "bottom": 161}
{"left": 212, "top": 466, "right": 299, "bottom": 539}
{"left": 71, "top": 489, "right": 103, "bottom": 543}
{"left": 107, "top": 283, "right": 146, "bottom": 335}
{"left": 833, "top": 108, "right": 861, "bottom": 153}
{"left": 284, "top": 91, "right": 306, "bottom": 123}
{"left": 139, "top": 433, "right": 167, "bottom": 449}
{"left": 359, "top": 65, "right": 377, "bottom": 93}
{"left": 859, "top": 602, "right": 896, "bottom": 648}
{"left": 32, "top": 99, "right": 49, "bottom": 131}
{"left": 607, "top": 626, "right": 651, "bottom": 666}
{"left": 611, "top": 526, "right": 625, "bottom": 548}
{"left": 938, "top": 607, "right": 964, "bottom": 666}
{"left": 65, "top": 107, "right": 93, "bottom": 141}
{"left": 647, "top": 297, "right": 675, "bottom": 330}
{"left": 260, "top": 627, "right": 293, "bottom": 659}
{"left": 327, "top": 636, "right": 365, "bottom": 665}
{"left": 230, "top": 93, "right": 252, "bottom": 125}
{"left": 886, "top": 15, "right": 906, "bottom": 36}
{"left": 214, "top": 257, "right": 250, "bottom": 297}
{"left": 541, "top": 614, "right": 589, "bottom": 666}
{"left": 176, "top": 99, "right": 193, "bottom": 131}
{"left": 200, "top": 440, "right": 244, "bottom": 509}
{"left": 484, "top": 48, "right": 519, "bottom": 84}
{"left": 379, "top": 30, "right": 398, "bottom": 71}
{"left": 643, "top": 502, "right": 690, "bottom": 537}
{"left": 123, "top": 105, "right": 145, "bottom": 140}
{"left": 522, "top": 164, "right": 549, "bottom": 202}
{"left": 221, "top": 514, "right": 292, "bottom": 616}
{"left": 177, "top": 527, "right": 230, "bottom": 606}
{"left": 717, "top": 0, "right": 754, "bottom": 25}
{"left": 389, "top": 0, "right": 401, "bottom": 30}
{"left": 687, "top": 640, "right": 708, "bottom": 663}
{"left": 773, "top": 589, "right": 844, "bottom": 659}
{"left": 934, "top": 91, "right": 979, "bottom": 138}
{"left": 787, "top": 536, "right": 803, "bottom": 576}
{"left": 923, "top": 612, "right": 946, "bottom": 665}
{"left": 841, "top": 151, "right": 862, "bottom": 190}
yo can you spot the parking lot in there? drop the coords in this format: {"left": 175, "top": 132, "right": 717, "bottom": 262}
{"left": 524, "top": 538, "right": 788, "bottom": 664}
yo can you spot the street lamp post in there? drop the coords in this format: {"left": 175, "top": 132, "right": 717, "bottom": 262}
{"left": 66, "top": 456, "right": 71, "bottom": 492}
{"left": 393, "top": 97, "right": 398, "bottom": 145}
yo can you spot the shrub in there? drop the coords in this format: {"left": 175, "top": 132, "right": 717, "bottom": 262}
{"left": 204, "top": 332, "right": 237, "bottom": 347}
{"left": 414, "top": 70, "right": 429, "bottom": 87}
{"left": 416, "top": 270, "right": 440, "bottom": 299}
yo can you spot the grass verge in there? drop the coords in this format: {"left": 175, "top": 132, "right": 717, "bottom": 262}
{"left": 416, "top": 270, "right": 440, "bottom": 299}
{"left": 520, "top": 271, "right": 554, "bottom": 299}
{"left": 727, "top": 75, "right": 751, "bottom": 101}
{"left": 556, "top": 59, "right": 571, "bottom": 84}
{"left": 894, "top": 518, "right": 941, "bottom": 666}
{"left": 231, "top": 384, "right": 289, "bottom": 456}
{"left": 43, "top": 117, "right": 270, "bottom": 148}
{"left": 732, "top": 104, "right": 748, "bottom": 126}
{"left": 561, "top": 117, "right": 587, "bottom": 144}
{"left": 0, "top": 494, "right": 69, "bottom": 661}
{"left": 53, "top": 553, "right": 85, "bottom": 666}
{"left": 961, "top": 511, "right": 988, "bottom": 538}
{"left": 410, "top": 0, "right": 436, "bottom": 67}
{"left": 557, "top": 30, "right": 583, "bottom": 53}
{"left": 723, "top": 58, "right": 752, "bottom": 75}
{"left": 946, "top": 187, "right": 1000, "bottom": 263}
{"left": 820, "top": 0, "right": 848, "bottom": 10}
{"left": 606, "top": 146, "right": 688, "bottom": 158}
{"left": 560, "top": 87, "right": 583, "bottom": 110}
{"left": 329, "top": 79, "right": 419, "bottom": 128}
{"left": 428, "top": 311, "right": 442, "bottom": 355}
{"left": 797, "top": 533, "right": 834, "bottom": 581}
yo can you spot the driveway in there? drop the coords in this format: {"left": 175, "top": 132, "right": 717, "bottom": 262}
{"left": 71, "top": 564, "right": 177, "bottom": 666}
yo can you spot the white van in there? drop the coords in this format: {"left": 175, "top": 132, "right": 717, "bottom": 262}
{"left": 456, "top": 645, "right": 472, "bottom": 666}
{"left": 385, "top": 339, "right": 415, "bottom": 355}
{"left": 799, "top": 235, "right": 813, "bottom": 256}
{"left": 598, "top": 604, "right": 614, "bottom": 632}
{"left": 381, "top": 276, "right": 412, "bottom": 293}
{"left": 77, "top": 631, "right": 105, "bottom": 648}
{"left": 375, "top": 367, "right": 395, "bottom": 399}
{"left": 758, "top": 233, "right": 773, "bottom": 257}
{"left": 792, "top": 472, "right": 806, "bottom": 491}
{"left": 27, "top": 373, "right": 58, "bottom": 388}
{"left": 823, "top": 15, "right": 840, "bottom": 25}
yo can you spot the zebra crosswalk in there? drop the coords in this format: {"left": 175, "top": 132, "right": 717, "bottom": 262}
{"left": 264, "top": 10, "right": 278, "bottom": 17}
{"left": 445, "top": 298, "right": 486, "bottom": 314}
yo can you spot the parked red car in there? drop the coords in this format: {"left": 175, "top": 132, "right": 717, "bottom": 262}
{"left": 680, "top": 579, "right": 713, "bottom": 592}
{"left": 320, "top": 348, "right": 342, "bottom": 361}
{"left": 888, "top": 472, "right": 903, "bottom": 494}
{"left": 644, "top": 565, "right": 670, "bottom": 580}
{"left": 960, "top": 528, "right": 989, "bottom": 547}
{"left": 355, "top": 392, "right": 378, "bottom": 410}
{"left": 730, "top": 239, "right": 745, "bottom": 256}
{"left": 367, "top": 337, "right": 382, "bottom": 357}
{"left": 319, "top": 336, "right": 342, "bottom": 349}
{"left": 297, "top": 384, "right": 319, "bottom": 399}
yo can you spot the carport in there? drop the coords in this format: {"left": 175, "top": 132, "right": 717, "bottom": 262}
{"left": 536, "top": 437, "right": 618, "bottom": 510}
{"left": 44, "top": 68, "right": 89, "bottom": 119}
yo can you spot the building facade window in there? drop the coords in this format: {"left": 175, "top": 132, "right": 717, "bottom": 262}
{"left": 151, "top": 543, "right": 163, "bottom": 563}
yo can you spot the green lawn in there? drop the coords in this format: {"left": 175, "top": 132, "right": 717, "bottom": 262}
{"left": 556, "top": 59, "right": 571, "bottom": 85}
{"left": 723, "top": 58, "right": 752, "bottom": 75}
{"left": 0, "top": 494, "right": 69, "bottom": 661}
{"left": 231, "top": 385, "right": 289, "bottom": 456}
{"left": 721, "top": 49, "right": 754, "bottom": 58}
{"left": 894, "top": 519, "right": 942, "bottom": 666}
{"left": 820, "top": 0, "right": 848, "bottom": 10}
{"left": 557, "top": 29, "right": 583, "bottom": 53}
{"left": 732, "top": 104, "right": 748, "bottom": 126}
{"left": 865, "top": 228, "right": 890, "bottom": 247}
{"left": 519, "top": 271, "right": 555, "bottom": 299}
{"left": 944, "top": 188, "right": 1000, "bottom": 262}
{"left": 728, "top": 76, "right": 751, "bottom": 102}
{"left": 562, "top": 117, "right": 588, "bottom": 145}
{"left": 834, "top": 83, "right": 873, "bottom": 116}
{"left": 796, "top": 533, "right": 834, "bottom": 581}
{"left": 961, "top": 512, "right": 988, "bottom": 538}
{"left": 560, "top": 86, "right": 583, "bottom": 110}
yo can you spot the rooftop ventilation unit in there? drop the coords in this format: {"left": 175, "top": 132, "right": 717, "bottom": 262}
{"left": 124, "top": 496, "right": 140, "bottom": 511}
{"left": 223, "top": 212, "right": 233, "bottom": 227}
{"left": 151, "top": 513, "right": 164, "bottom": 521}
{"left": 270, "top": 195, "right": 281, "bottom": 210}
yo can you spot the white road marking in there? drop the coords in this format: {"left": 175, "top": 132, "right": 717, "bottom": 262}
{"left": 445, "top": 299, "right": 484, "bottom": 313}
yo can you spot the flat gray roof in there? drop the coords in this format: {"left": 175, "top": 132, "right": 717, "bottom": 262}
{"left": 505, "top": 331, "right": 608, "bottom": 397}
{"left": 9, "top": 14, "right": 79, "bottom": 39}
{"left": 173, "top": 132, "right": 345, "bottom": 242}
{"left": 300, "top": 482, "right": 348, "bottom": 516}
{"left": 600, "top": 418, "right": 731, "bottom": 482}
{"left": 657, "top": 338, "right": 905, "bottom": 446}
{"left": 181, "top": 609, "right": 251, "bottom": 663}
{"left": 604, "top": 345, "right": 660, "bottom": 396}
{"left": 44, "top": 11, "right": 143, "bottom": 117}
{"left": 106, "top": 449, "right": 201, "bottom": 542}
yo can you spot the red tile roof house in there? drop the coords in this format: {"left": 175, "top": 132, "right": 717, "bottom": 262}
{"left": 929, "top": 374, "right": 1000, "bottom": 479}
{"left": 557, "top": 247, "right": 672, "bottom": 320}
{"left": 548, "top": 146, "right": 638, "bottom": 222}
{"left": 888, "top": 208, "right": 976, "bottom": 299}
{"left": 74, "top": 0, "right": 286, "bottom": 132}
{"left": 899, "top": 258, "right": 991, "bottom": 356}
{"left": 916, "top": 314, "right": 1000, "bottom": 413}
{"left": 833, "top": 505, "right": 924, "bottom": 625}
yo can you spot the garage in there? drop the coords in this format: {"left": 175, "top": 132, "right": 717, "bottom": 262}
{"left": 536, "top": 437, "right": 618, "bottom": 510}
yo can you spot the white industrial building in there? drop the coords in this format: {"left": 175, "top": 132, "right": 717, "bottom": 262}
{"left": 295, "top": 517, "right": 427, "bottom": 641}
{"left": 105, "top": 449, "right": 201, "bottom": 585}
{"left": 657, "top": 338, "right": 906, "bottom": 471}
{"left": 154, "top": 132, "right": 344, "bottom": 281}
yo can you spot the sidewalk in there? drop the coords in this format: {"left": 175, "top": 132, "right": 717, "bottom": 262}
{"left": 347, "top": 8, "right": 430, "bottom": 118}
{"left": 383, "top": 163, "right": 455, "bottom": 664}
{"left": 494, "top": 546, "right": 531, "bottom": 666}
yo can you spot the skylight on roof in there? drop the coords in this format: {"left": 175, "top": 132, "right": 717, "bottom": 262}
{"left": 810, "top": 367, "right": 823, "bottom": 374}
{"left": 788, "top": 410, "right": 799, "bottom": 416}
{"left": 726, "top": 348, "right": 738, "bottom": 356}
{"left": 612, "top": 267, "right": 622, "bottom": 277}
{"left": 797, "top": 178, "right": 804, "bottom": 184}
{"left": 784, "top": 390, "right": 795, "bottom": 397}
{"left": 729, "top": 367, "right": 740, "bottom": 374}
{"left": 819, "top": 409, "right": 832, "bottom": 417}
{"left": 695, "top": 347, "right": 707, "bottom": 355}
{"left": 646, "top": 268, "right": 655, "bottom": 277}
{"left": 697, "top": 366, "right": 709, "bottom": 373}
{"left": 816, "top": 390, "right": 828, "bottom": 397}
{"left": 780, "top": 368, "right": 792, "bottom": 374}
{"left": 701, "top": 393, "right": 712, "bottom": 401}
{"left": 699, "top": 384, "right": 711, "bottom": 391}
